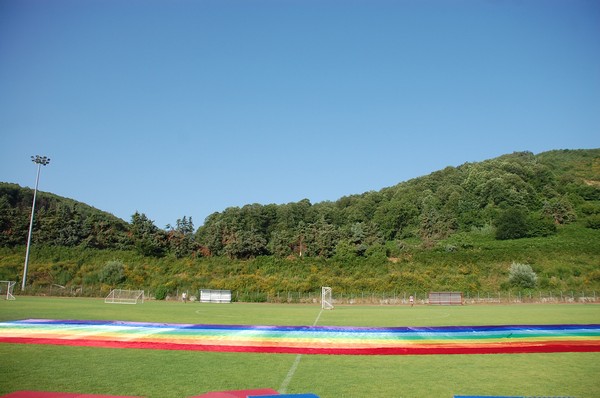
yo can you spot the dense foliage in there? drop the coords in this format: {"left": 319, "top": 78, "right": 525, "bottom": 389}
{"left": 1, "top": 149, "right": 599, "bottom": 296}
{"left": 195, "top": 149, "right": 600, "bottom": 258}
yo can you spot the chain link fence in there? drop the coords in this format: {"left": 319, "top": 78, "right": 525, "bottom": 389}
{"left": 230, "top": 290, "right": 600, "bottom": 305}
{"left": 14, "top": 285, "right": 599, "bottom": 305}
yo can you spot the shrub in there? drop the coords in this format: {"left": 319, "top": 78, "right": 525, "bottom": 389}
{"left": 154, "top": 285, "right": 170, "bottom": 300}
{"left": 508, "top": 262, "right": 538, "bottom": 289}
{"left": 526, "top": 214, "right": 556, "bottom": 237}
{"left": 579, "top": 202, "right": 600, "bottom": 215}
{"left": 99, "top": 260, "right": 125, "bottom": 286}
{"left": 585, "top": 214, "right": 600, "bottom": 229}
{"left": 495, "top": 208, "right": 528, "bottom": 240}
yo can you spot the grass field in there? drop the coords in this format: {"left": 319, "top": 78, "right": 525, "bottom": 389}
{"left": 1, "top": 297, "right": 599, "bottom": 398}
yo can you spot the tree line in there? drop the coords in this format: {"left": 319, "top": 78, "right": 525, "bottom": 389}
{"left": 1, "top": 149, "right": 599, "bottom": 262}
{"left": 0, "top": 185, "right": 199, "bottom": 258}
{"left": 195, "top": 150, "right": 600, "bottom": 259}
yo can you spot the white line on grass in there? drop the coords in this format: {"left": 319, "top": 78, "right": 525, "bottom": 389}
{"left": 278, "top": 309, "right": 323, "bottom": 393}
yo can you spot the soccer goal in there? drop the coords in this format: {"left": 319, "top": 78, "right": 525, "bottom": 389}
{"left": 105, "top": 289, "right": 145, "bottom": 304}
{"left": 0, "top": 281, "right": 16, "bottom": 300}
{"left": 321, "top": 286, "right": 334, "bottom": 310}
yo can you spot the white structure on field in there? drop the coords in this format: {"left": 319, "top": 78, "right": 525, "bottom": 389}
{"left": 200, "top": 289, "right": 232, "bottom": 303}
{"left": 321, "top": 286, "right": 333, "bottom": 310}
{"left": 0, "top": 281, "right": 16, "bottom": 300}
{"left": 105, "top": 289, "right": 145, "bottom": 304}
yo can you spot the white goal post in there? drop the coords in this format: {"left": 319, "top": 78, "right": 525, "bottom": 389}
{"left": 105, "top": 289, "right": 144, "bottom": 304}
{"left": 0, "top": 281, "right": 16, "bottom": 300}
{"left": 321, "top": 286, "right": 333, "bottom": 310}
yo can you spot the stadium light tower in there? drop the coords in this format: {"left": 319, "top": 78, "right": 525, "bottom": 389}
{"left": 22, "top": 155, "right": 51, "bottom": 291}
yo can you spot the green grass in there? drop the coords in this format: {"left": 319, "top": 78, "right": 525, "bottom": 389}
{"left": 1, "top": 297, "right": 599, "bottom": 398}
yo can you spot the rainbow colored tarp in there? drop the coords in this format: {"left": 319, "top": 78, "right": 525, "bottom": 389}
{"left": 1, "top": 319, "right": 599, "bottom": 355}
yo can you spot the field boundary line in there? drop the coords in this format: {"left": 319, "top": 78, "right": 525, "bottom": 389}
{"left": 278, "top": 308, "right": 323, "bottom": 393}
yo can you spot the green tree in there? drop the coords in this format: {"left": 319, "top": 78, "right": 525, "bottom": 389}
{"left": 268, "top": 230, "right": 294, "bottom": 257}
{"left": 373, "top": 197, "right": 418, "bottom": 240}
{"left": 223, "top": 229, "right": 267, "bottom": 259}
{"left": 99, "top": 260, "right": 126, "bottom": 286}
{"left": 508, "top": 262, "right": 537, "bottom": 289}
{"left": 167, "top": 216, "right": 197, "bottom": 258}
{"left": 0, "top": 195, "right": 28, "bottom": 246}
{"left": 130, "top": 212, "right": 166, "bottom": 257}
{"left": 195, "top": 214, "right": 226, "bottom": 256}
{"left": 495, "top": 207, "right": 528, "bottom": 240}
{"left": 526, "top": 213, "right": 556, "bottom": 237}
{"left": 312, "top": 218, "right": 340, "bottom": 257}
{"left": 542, "top": 197, "right": 576, "bottom": 225}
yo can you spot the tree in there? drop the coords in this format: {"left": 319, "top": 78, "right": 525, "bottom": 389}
{"left": 167, "top": 216, "right": 198, "bottom": 258}
{"left": 508, "top": 262, "right": 537, "bottom": 289}
{"left": 373, "top": 198, "right": 418, "bottom": 240}
{"left": 419, "top": 193, "right": 455, "bottom": 242}
{"left": 195, "top": 213, "right": 226, "bottom": 256}
{"left": 526, "top": 213, "right": 556, "bottom": 237}
{"left": 269, "top": 230, "right": 294, "bottom": 257}
{"left": 99, "top": 260, "right": 126, "bottom": 286}
{"left": 542, "top": 197, "right": 576, "bottom": 225}
{"left": 223, "top": 229, "right": 267, "bottom": 259}
{"left": 312, "top": 218, "right": 340, "bottom": 257}
{"left": 130, "top": 212, "right": 166, "bottom": 257}
{"left": 174, "top": 216, "right": 195, "bottom": 236}
{"left": 0, "top": 195, "right": 28, "bottom": 246}
{"left": 495, "top": 207, "right": 528, "bottom": 240}
{"left": 82, "top": 213, "right": 130, "bottom": 250}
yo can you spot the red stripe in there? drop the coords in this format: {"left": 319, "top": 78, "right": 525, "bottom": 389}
{"left": 2, "top": 337, "right": 599, "bottom": 355}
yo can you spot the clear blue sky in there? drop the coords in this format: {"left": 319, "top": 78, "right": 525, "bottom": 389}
{"left": 1, "top": 0, "right": 598, "bottom": 229}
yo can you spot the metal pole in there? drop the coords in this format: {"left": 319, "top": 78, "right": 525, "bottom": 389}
{"left": 22, "top": 155, "right": 50, "bottom": 291}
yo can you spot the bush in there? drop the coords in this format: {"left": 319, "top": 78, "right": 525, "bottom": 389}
{"left": 98, "top": 260, "right": 125, "bottom": 286}
{"left": 495, "top": 208, "right": 528, "bottom": 240}
{"left": 154, "top": 285, "right": 170, "bottom": 300}
{"left": 508, "top": 262, "right": 538, "bottom": 289}
{"left": 585, "top": 214, "right": 600, "bottom": 229}
{"left": 526, "top": 214, "right": 556, "bottom": 237}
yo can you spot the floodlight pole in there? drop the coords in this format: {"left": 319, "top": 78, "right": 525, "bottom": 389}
{"left": 22, "top": 155, "right": 50, "bottom": 291}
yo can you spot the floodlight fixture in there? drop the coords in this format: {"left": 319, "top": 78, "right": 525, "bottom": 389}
{"left": 31, "top": 155, "right": 51, "bottom": 166}
{"left": 22, "top": 155, "right": 51, "bottom": 291}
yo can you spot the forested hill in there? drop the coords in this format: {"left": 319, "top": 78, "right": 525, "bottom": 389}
{"left": 195, "top": 149, "right": 600, "bottom": 259}
{"left": 1, "top": 149, "right": 600, "bottom": 261}
{"left": 0, "top": 183, "right": 130, "bottom": 248}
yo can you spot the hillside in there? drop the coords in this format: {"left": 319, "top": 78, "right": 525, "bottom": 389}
{"left": 1, "top": 149, "right": 599, "bottom": 298}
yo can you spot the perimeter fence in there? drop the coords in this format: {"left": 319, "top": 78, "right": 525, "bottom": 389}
{"left": 13, "top": 285, "right": 600, "bottom": 305}
{"left": 230, "top": 290, "right": 599, "bottom": 305}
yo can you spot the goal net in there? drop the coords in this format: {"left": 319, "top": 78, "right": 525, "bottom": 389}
{"left": 105, "top": 289, "right": 144, "bottom": 304}
{"left": 0, "top": 281, "right": 16, "bottom": 300}
{"left": 321, "top": 286, "right": 334, "bottom": 310}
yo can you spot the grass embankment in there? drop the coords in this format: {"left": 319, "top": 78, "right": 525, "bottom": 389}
{"left": 2, "top": 223, "right": 599, "bottom": 298}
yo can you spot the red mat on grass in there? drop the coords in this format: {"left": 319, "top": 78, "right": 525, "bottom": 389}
{"left": 0, "top": 392, "right": 143, "bottom": 398}
{"left": 0, "top": 390, "right": 280, "bottom": 398}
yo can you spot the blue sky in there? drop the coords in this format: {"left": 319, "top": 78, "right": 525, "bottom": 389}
{"left": 1, "top": 0, "right": 598, "bottom": 229}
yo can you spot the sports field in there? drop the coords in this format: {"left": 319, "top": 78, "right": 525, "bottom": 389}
{"left": 1, "top": 297, "right": 599, "bottom": 398}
